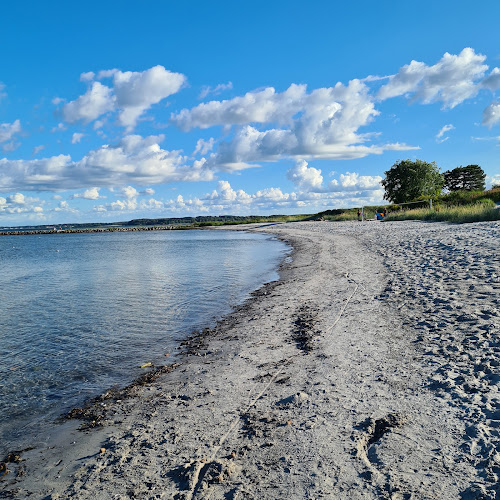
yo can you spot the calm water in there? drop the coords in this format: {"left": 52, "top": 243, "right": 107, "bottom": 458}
{"left": 0, "top": 229, "right": 289, "bottom": 453}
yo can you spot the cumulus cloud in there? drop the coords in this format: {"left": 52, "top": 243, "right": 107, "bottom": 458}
{"left": 63, "top": 82, "right": 115, "bottom": 124}
{"left": 193, "top": 137, "right": 215, "bottom": 155}
{"left": 94, "top": 189, "right": 163, "bottom": 212}
{"left": 482, "top": 67, "right": 500, "bottom": 91}
{"left": 72, "top": 132, "right": 85, "bottom": 144}
{"left": 8, "top": 193, "right": 26, "bottom": 204}
{"left": 287, "top": 160, "right": 323, "bottom": 192}
{"left": 0, "top": 134, "right": 213, "bottom": 192}
{"left": 436, "top": 124, "right": 455, "bottom": 143}
{"left": 80, "top": 71, "right": 95, "bottom": 82}
{"left": 112, "top": 66, "right": 186, "bottom": 128}
{"left": 172, "top": 80, "right": 417, "bottom": 169}
{"left": 0, "top": 120, "right": 22, "bottom": 151}
{"left": 335, "top": 172, "right": 383, "bottom": 191}
{"left": 482, "top": 102, "right": 500, "bottom": 127}
{"left": 172, "top": 84, "right": 309, "bottom": 131}
{"left": 71, "top": 187, "right": 103, "bottom": 200}
{"left": 170, "top": 48, "right": 500, "bottom": 171}
{"left": 161, "top": 178, "right": 385, "bottom": 215}
{"left": 121, "top": 185, "right": 139, "bottom": 199}
{"left": 62, "top": 66, "right": 186, "bottom": 130}
{"left": 199, "top": 81, "right": 233, "bottom": 100}
{"left": 377, "top": 47, "right": 488, "bottom": 108}
{"left": 0, "top": 192, "right": 44, "bottom": 216}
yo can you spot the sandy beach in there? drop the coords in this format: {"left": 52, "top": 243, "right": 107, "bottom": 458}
{"left": 2, "top": 220, "right": 499, "bottom": 499}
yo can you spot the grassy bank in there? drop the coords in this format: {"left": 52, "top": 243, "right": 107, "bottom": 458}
{"left": 384, "top": 201, "right": 500, "bottom": 223}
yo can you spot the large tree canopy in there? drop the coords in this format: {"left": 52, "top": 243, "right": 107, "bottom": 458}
{"left": 444, "top": 165, "right": 486, "bottom": 191}
{"left": 381, "top": 159, "right": 444, "bottom": 204}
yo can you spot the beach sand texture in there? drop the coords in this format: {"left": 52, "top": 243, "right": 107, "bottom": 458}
{"left": 2, "top": 221, "right": 499, "bottom": 499}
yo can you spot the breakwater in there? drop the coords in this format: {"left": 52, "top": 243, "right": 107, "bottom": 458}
{"left": 0, "top": 225, "right": 186, "bottom": 236}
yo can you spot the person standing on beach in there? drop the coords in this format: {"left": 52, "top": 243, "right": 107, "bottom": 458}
{"left": 357, "top": 209, "right": 361, "bottom": 221}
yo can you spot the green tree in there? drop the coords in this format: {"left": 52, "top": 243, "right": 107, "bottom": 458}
{"left": 444, "top": 165, "right": 486, "bottom": 191}
{"left": 381, "top": 159, "right": 444, "bottom": 204}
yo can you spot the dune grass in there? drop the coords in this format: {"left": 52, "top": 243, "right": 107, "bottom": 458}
{"left": 384, "top": 201, "right": 500, "bottom": 223}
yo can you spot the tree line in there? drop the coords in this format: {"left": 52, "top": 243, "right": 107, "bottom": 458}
{"left": 381, "top": 160, "right": 491, "bottom": 204}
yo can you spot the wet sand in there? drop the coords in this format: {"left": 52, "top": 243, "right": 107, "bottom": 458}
{"left": 2, "top": 220, "right": 499, "bottom": 499}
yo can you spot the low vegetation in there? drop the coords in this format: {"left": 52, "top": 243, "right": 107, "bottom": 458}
{"left": 382, "top": 188, "right": 500, "bottom": 224}
{"left": 384, "top": 200, "right": 500, "bottom": 223}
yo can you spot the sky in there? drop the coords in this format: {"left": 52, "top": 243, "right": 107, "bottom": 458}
{"left": 1, "top": 0, "right": 499, "bottom": 226}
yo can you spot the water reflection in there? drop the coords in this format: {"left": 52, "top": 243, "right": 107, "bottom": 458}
{"left": 0, "top": 229, "right": 289, "bottom": 453}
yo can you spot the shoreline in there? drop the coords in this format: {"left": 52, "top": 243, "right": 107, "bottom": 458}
{"left": 2, "top": 220, "right": 499, "bottom": 499}
{"left": 0, "top": 228, "right": 290, "bottom": 458}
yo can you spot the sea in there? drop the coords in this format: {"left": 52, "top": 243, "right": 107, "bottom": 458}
{"left": 0, "top": 229, "right": 290, "bottom": 454}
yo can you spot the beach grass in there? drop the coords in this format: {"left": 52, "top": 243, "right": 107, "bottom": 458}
{"left": 384, "top": 200, "right": 500, "bottom": 223}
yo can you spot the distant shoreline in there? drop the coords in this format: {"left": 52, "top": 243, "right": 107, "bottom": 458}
{"left": 0, "top": 225, "right": 196, "bottom": 236}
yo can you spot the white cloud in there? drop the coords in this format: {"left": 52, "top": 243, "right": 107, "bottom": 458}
{"left": 97, "top": 69, "right": 119, "bottom": 79}
{"left": 0, "top": 119, "right": 21, "bottom": 145}
{"left": 162, "top": 179, "right": 385, "bottom": 215}
{"left": 51, "top": 122, "right": 67, "bottom": 133}
{"left": 0, "top": 83, "right": 6, "bottom": 101}
{"left": 72, "top": 187, "right": 103, "bottom": 200}
{"left": 8, "top": 193, "right": 25, "bottom": 204}
{"left": 287, "top": 160, "right": 323, "bottom": 192}
{"left": 32, "top": 145, "right": 45, "bottom": 156}
{"left": 0, "top": 192, "right": 46, "bottom": 216}
{"left": 193, "top": 137, "right": 215, "bottom": 155}
{"left": 483, "top": 102, "right": 500, "bottom": 127}
{"left": 471, "top": 135, "right": 500, "bottom": 142}
{"left": 53, "top": 200, "right": 78, "bottom": 215}
{"left": 482, "top": 67, "right": 500, "bottom": 91}
{"left": 487, "top": 174, "right": 500, "bottom": 188}
{"left": 0, "top": 134, "right": 213, "bottom": 192}
{"left": 80, "top": 71, "right": 95, "bottom": 82}
{"left": 172, "top": 80, "right": 417, "bottom": 169}
{"left": 377, "top": 48, "right": 488, "bottom": 108}
{"left": 121, "top": 185, "right": 139, "bottom": 199}
{"left": 62, "top": 66, "right": 186, "bottom": 130}
{"left": 113, "top": 65, "right": 186, "bottom": 129}
{"left": 140, "top": 187, "right": 155, "bottom": 196}
{"left": 0, "top": 119, "right": 22, "bottom": 153}
{"left": 94, "top": 194, "right": 171, "bottom": 213}
{"left": 72, "top": 132, "right": 85, "bottom": 144}
{"left": 2, "top": 142, "right": 20, "bottom": 153}
{"left": 436, "top": 124, "right": 455, "bottom": 143}
{"left": 139, "top": 197, "right": 164, "bottom": 210}
{"left": 172, "top": 84, "right": 309, "bottom": 131}
{"left": 199, "top": 81, "right": 233, "bottom": 100}
{"left": 336, "top": 172, "right": 383, "bottom": 191}
{"left": 63, "top": 81, "right": 115, "bottom": 124}
{"left": 52, "top": 97, "right": 65, "bottom": 106}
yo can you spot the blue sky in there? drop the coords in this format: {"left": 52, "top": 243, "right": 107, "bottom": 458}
{"left": 1, "top": 0, "right": 499, "bottom": 226}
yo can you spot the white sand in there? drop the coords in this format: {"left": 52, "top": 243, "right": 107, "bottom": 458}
{"left": 2, "top": 221, "right": 499, "bottom": 499}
